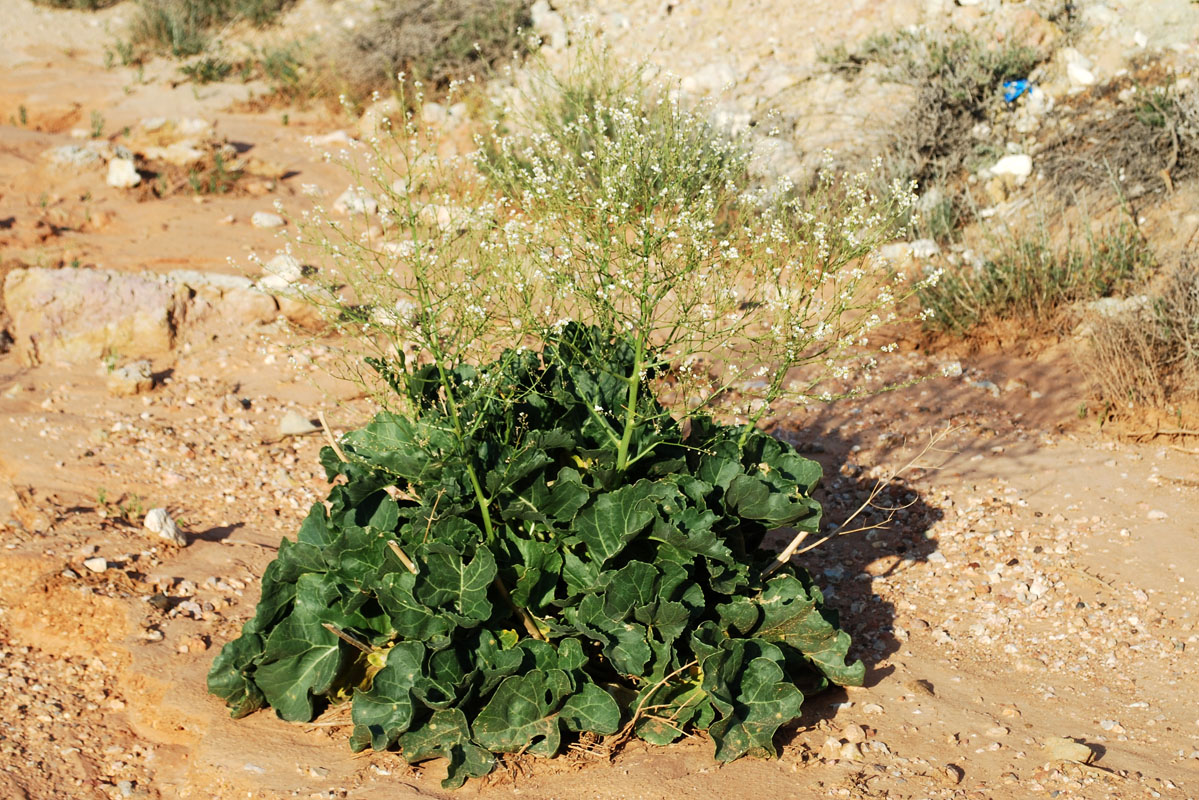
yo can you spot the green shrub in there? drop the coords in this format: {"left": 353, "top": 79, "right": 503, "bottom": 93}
{"left": 918, "top": 222, "right": 1153, "bottom": 336}
{"left": 208, "top": 52, "right": 932, "bottom": 784}
{"left": 127, "top": 0, "right": 293, "bottom": 58}
{"left": 209, "top": 325, "right": 861, "bottom": 787}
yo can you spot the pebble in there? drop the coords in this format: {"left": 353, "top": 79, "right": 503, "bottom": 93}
{"left": 1043, "top": 736, "right": 1093, "bottom": 763}
{"left": 989, "top": 154, "right": 1033, "bottom": 180}
{"left": 82, "top": 557, "right": 108, "bottom": 574}
{"left": 106, "top": 360, "right": 154, "bottom": 397}
{"left": 841, "top": 723, "right": 866, "bottom": 743}
{"left": 251, "top": 212, "right": 285, "bottom": 229}
{"left": 1146, "top": 509, "right": 1168, "bottom": 521}
{"left": 333, "top": 186, "right": 378, "bottom": 216}
{"left": 106, "top": 158, "right": 141, "bottom": 189}
{"left": 278, "top": 410, "right": 320, "bottom": 437}
{"left": 144, "top": 508, "right": 187, "bottom": 547}
{"left": 863, "top": 703, "right": 885, "bottom": 714}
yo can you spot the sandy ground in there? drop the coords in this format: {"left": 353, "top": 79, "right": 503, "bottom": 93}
{"left": 0, "top": 2, "right": 1197, "bottom": 799}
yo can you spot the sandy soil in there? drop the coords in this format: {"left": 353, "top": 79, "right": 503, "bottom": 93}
{"left": 0, "top": 2, "right": 1197, "bottom": 799}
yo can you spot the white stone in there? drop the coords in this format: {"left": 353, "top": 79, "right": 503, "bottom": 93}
{"left": 1067, "top": 62, "right": 1097, "bottom": 87}
{"left": 145, "top": 507, "right": 187, "bottom": 546}
{"left": 83, "top": 557, "right": 108, "bottom": 573}
{"left": 279, "top": 410, "right": 319, "bottom": 437}
{"left": 1134, "top": 31, "right": 1149, "bottom": 48}
{"left": 264, "top": 254, "right": 303, "bottom": 284}
{"left": 251, "top": 212, "right": 285, "bottom": 229}
{"left": 333, "top": 186, "right": 378, "bottom": 216}
{"left": 106, "top": 158, "right": 141, "bottom": 189}
{"left": 990, "top": 154, "right": 1033, "bottom": 179}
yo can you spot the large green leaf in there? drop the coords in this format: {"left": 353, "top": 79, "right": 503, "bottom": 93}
{"left": 754, "top": 575, "right": 865, "bottom": 686}
{"left": 415, "top": 543, "right": 496, "bottom": 626}
{"left": 559, "top": 681, "right": 620, "bottom": 735}
{"left": 350, "top": 641, "right": 425, "bottom": 750}
{"left": 706, "top": 651, "right": 805, "bottom": 761}
{"left": 472, "top": 670, "right": 570, "bottom": 755}
{"left": 253, "top": 609, "right": 347, "bottom": 721}
{"left": 569, "top": 480, "right": 661, "bottom": 564}
{"left": 397, "top": 709, "right": 495, "bottom": 789}
{"left": 206, "top": 633, "right": 266, "bottom": 719}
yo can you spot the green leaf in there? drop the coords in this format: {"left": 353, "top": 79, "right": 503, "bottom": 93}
{"left": 416, "top": 543, "right": 497, "bottom": 626}
{"left": 473, "top": 670, "right": 570, "bottom": 755}
{"left": 398, "top": 709, "right": 495, "bottom": 789}
{"left": 206, "top": 633, "right": 266, "bottom": 719}
{"left": 707, "top": 653, "right": 804, "bottom": 761}
{"left": 725, "top": 473, "right": 819, "bottom": 528}
{"left": 569, "top": 480, "right": 660, "bottom": 564}
{"left": 754, "top": 575, "right": 865, "bottom": 687}
{"left": 253, "top": 609, "right": 347, "bottom": 721}
{"left": 376, "top": 571, "right": 455, "bottom": 646}
{"left": 559, "top": 681, "right": 620, "bottom": 735}
{"left": 351, "top": 642, "right": 425, "bottom": 750}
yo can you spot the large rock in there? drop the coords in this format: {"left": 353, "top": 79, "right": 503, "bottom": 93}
{"left": 4, "top": 268, "right": 187, "bottom": 366}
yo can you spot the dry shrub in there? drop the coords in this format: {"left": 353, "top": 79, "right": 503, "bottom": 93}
{"left": 331, "top": 0, "right": 532, "bottom": 100}
{"left": 1041, "top": 67, "right": 1199, "bottom": 203}
{"left": 1084, "top": 261, "right": 1199, "bottom": 409}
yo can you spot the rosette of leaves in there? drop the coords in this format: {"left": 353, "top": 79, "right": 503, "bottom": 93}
{"left": 208, "top": 324, "right": 864, "bottom": 787}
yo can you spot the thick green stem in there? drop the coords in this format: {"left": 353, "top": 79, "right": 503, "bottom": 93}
{"left": 614, "top": 337, "right": 645, "bottom": 473}
{"left": 432, "top": 357, "right": 496, "bottom": 543}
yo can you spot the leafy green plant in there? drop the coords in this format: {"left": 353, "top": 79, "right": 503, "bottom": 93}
{"left": 209, "top": 325, "right": 862, "bottom": 786}
{"left": 210, "top": 50, "right": 933, "bottom": 784}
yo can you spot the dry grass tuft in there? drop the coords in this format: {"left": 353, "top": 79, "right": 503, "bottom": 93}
{"left": 1083, "top": 261, "right": 1199, "bottom": 409}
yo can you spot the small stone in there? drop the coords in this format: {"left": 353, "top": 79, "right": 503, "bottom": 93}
{"left": 106, "top": 359, "right": 154, "bottom": 397}
{"left": 987, "top": 725, "right": 1010, "bottom": 737}
{"left": 941, "top": 765, "right": 964, "bottom": 785}
{"left": 1067, "top": 62, "right": 1096, "bottom": 87}
{"left": 142, "top": 629, "right": 164, "bottom": 642}
{"left": 863, "top": 703, "right": 884, "bottom": 714}
{"left": 45, "top": 145, "right": 101, "bottom": 167}
{"left": 144, "top": 508, "right": 187, "bottom": 546}
{"left": 1147, "top": 509, "right": 1168, "bottom": 521}
{"left": 260, "top": 254, "right": 305, "bottom": 290}
{"left": 842, "top": 723, "right": 866, "bottom": 743}
{"left": 278, "top": 410, "right": 319, "bottom": 437}
{"left": 838, "top": 742, "right": 863, "bottom": 762}
{"left": 927, "top": 551, "right": 948, "bottom": 564}
{"left": 333, "top": 186, "right": 378, "bottom": 216}
{"left": 61, "top": 568, "right": 79, "bottom": 579}
{"left": 819, "top": 736, "right": 843, "bottom": 762}
{"left": 251, "top": 212, "right": 285, "bottom": 229}
{"left": 990, "top": 154, "right": 1033, "bottom": 180}
{"left": 941, "top": 361, "right": 963, "bottom": 378}
{"left": 106, "top": 158, "right": 141, "bottom": 189}
{"left": 148, "top": 593, "right": 171, "bottom": 611}
{"left": 1043, "top": 736, "right": 1094, "bottom": 763}
{"left": 83, "top": 557, "right": 108, "bottom": 573}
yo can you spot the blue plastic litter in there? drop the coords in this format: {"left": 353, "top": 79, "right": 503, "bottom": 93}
{"left": 1003, "top": 80, "right": 1030, "bottom": 103}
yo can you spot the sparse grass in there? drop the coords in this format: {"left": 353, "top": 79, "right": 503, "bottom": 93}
{"left": 1084, "top": 262, "right": 1199, "bottom": 409}
{"left": 179, "top": 55, "right": 234, "bottom": 83}
{"left": 127, "top": 0, "right": 293, "bottom": 58}
{"left": 331, "top": 0, "right": 532, "bottom": 100}
{"left": 918, "top": 221, "right": 1153, "bottom": 336}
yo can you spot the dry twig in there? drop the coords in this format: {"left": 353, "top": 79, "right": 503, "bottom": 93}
{"left": 762, "top": 425, "right": 956, "bottom": 578}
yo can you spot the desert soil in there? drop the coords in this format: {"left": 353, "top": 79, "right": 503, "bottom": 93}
{"left": 1, "top": 1, "right": 1197, "bottom": 799}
